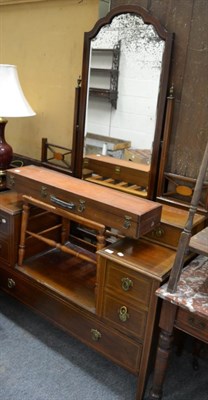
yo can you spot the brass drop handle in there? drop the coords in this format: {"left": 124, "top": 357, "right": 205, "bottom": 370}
{"left": 40, "top": 186, "right": 48, "bottom": 198}
{"left": 123, "top": 215, "right": 132, "bottom": 230}
{"left": 118, "top": 306, "right": 129, "bottom": 322}
{"left": 8, "top": 175, "right": 15, "bottom": 187}
{"left": 91, "top": 328, "right": 102, "bottom": 341}
{"left": 121, "top": 277, "right": 133, "bottom": 291}
{"left": 151, "top": 226, "right": 165, "bottom": 238}
{"left": 8, "top": 278, "right": 16, "bottom": 289}
{"left": 78, "top": 200, "right": 85, "bottom": 213}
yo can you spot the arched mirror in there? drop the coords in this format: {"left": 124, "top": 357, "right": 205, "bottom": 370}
{"left": 75, "top": 5, "right": 174, "bottom": 199}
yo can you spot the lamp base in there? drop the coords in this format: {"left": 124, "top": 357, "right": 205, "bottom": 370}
{"left": 0, "top": 118, "right": 13, "bottom": 190}
{"left": 0, "top": 170, "right": 7, "bottom": 190}
{"left": 0, "top": 118, "right": 13, "bottom": 166}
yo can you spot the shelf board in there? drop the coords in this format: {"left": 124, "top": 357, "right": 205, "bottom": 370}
{"left": 90, "top": 68, "right": 118, "bottom": 74}
{"left": 92, "top": 48, "right": 118, "bottom": 53}
{"left": 89, "top": 88, "right": 117, "bottom": 100}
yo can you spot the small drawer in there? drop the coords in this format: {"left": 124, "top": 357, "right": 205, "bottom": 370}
{"left": 102, "top": 293, "right": 147, "bottom": 340}
{"left": 0, "top": 213, "right": 9, "bottom": 235}
{"left": 145, "top": 223, "right": 181, "bottom": 249}
{"left": 176, "top": 308, "right": 208, "bottom": 343}
{"left": 105, "top": 260, "right": 152, "bottom": 308}
{"left": 145, "top": 206, "right": 205, "bottom": 249}
{"left": 0, "top": 239, "right": 9, "bottom": 263}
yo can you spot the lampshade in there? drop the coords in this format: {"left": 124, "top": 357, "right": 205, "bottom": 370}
{"left": 0, "top": 64, "right": 36, "bottom": 190}
{"left": 0, "top": 64, "right": 36, "bottom": 117}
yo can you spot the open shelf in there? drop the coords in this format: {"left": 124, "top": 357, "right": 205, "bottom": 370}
{"left": 16, "top": 247, "right": 97, "bottom": 313}
{"left": 89, "top": 42, "right": 120, "bottom": 109}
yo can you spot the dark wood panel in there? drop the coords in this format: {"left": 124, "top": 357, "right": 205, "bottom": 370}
{"left": 111, "top": 0, "right": 148, "bottom": 8}
{"left": 170, "top": 0, "right": 208, "bottom": 177}
{"left": 111, "top": 0, "right": 208, "bottom": 182}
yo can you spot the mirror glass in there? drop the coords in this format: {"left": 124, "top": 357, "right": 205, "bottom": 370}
{"left": 84, "top": 13, "right": 165, "bottom": 165}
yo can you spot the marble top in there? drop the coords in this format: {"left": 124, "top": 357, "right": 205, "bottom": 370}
{"left": 156, "top": 255, "right": 208, "bottom": 318}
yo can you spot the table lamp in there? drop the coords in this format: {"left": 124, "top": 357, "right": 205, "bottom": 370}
{"left": 0, "top": 64, "right": 36, "bottom": 189}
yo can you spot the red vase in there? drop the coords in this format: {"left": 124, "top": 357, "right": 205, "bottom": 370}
{"left": 0, "top": 119, "right": 13, "bottom": 171}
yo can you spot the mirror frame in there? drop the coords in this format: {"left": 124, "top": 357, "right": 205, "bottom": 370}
{"left": 75, "top": 5, "right": 174, "bottom": 199}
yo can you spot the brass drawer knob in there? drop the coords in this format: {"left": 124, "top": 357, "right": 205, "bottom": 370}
{"left": 8, "top": 278, "right": 16, "bottom": 289}
{"left": 0, "top": 217, "right": 7, "bottom": 224}
{"left": 91, "top": 328, "right": 102, "bottom": 341}
{"left": 121, "top": 277, "right": 133, "bottom": 291}
{"left": 118, "top": 306, "right": 129, "bottom": 322}
{"left": 115, "top": 166, "right": 121, "bottom": 174}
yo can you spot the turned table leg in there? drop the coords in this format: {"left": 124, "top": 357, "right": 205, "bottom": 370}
{"left": 149, "top": 301, "right": 177, "bottom": 400}
{"left": 18, "top": 200, "right": 30, "bottom": 266}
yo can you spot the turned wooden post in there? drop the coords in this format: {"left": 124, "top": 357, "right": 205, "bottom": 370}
{"left": 149, "top": 301, "right": 177, "bottom": 400}
{"left": 18, "top": 201, "right": 30, "bottom": 266}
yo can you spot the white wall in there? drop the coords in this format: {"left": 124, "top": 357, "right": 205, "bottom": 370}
{"left": 86, "top": 13, "right": 164, "bottom": 153}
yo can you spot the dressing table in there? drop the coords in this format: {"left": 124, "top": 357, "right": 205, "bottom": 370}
{"left": 3, "top": 164, "right": 174, "bottom": 400}
{"left": 0, "top": 5, "right": 207, "bottom": 400}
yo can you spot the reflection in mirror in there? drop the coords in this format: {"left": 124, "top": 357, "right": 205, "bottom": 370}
{"left": 77, "top": 6, "right": 173, "bottom": 199}
{"left": 85, "top": 13, "right": 165, "bottom": 166}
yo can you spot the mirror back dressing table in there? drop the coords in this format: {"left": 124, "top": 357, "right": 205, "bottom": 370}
{"left": 0, "top": 5, "right": 207, "bottom": 400}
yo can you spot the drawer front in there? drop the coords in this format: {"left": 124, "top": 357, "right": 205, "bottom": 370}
{"left": 0, "top": 239, "right": 9, "bottom": 263}
{"left": 176, "top": 308, "right": 208, "bottom": 343}
{"left": 102, "top": 293, "right": 147, "bottom": 341}
{"left": 145, "top": 223, "right": 180, "bottom": 248}
{"left": 105, "top": 261, "right": 152, "bottom": 308}
{"left": 0, "top": 212, "right": 9, "bottom": 235}
{"left": 0, "top": 266, "right": 142, "bottom": 373}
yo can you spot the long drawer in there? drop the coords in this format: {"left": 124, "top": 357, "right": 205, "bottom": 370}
{"left": 6, "top": 165, "right": 162, "bottom": 238}
{"left": 175, "top": 308, "right": 208, "bottom": 343}
{"left": 0, "top": 266, "right": 142, "bottom": 373}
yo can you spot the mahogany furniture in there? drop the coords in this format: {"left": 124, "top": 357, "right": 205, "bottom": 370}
{"left": 1, "top": 6, "right": 207, "bottom": 400}
{"left": 0, "top": 165, "right": 177, "bottom": 400}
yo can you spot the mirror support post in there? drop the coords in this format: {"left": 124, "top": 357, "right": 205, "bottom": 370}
{"left": 72, "top": 77, "right": 83, "bottom": 178}
{"left": 157, "top": 86, "right": 175, "bottom": 197}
